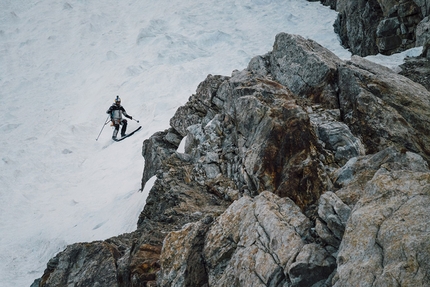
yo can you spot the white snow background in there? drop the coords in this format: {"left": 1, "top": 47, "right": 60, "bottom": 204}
{"left": 0, "top": 0, "right": 422, "bottom": 286}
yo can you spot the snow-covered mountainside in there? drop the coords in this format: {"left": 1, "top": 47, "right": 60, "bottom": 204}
{"left": 0, "top": 0, "right": 421, "bottom": 286}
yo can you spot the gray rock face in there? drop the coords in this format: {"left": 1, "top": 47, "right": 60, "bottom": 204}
{"left": 269, "top": 33, "right": 341, "bottom": 108}
{"left": 141, "top": 128, "right": 182, "bottom": 190}
{"left": 203, "top": 191, "right": 311, "bottom": 287}
{"left": 334, "top": 0, "right": 383, "bottom": 56}
{"left": 158, "top": 218, "right": 212, "bottom": 287}
{"left": 38, "top": 237, "right": 134, "bottom": 287}
{"left": 416, "top": 16, "right": 430, "bottom": 46}
{"left": 334, "top": 0, "right": 430, "bottom": 56}
{"left": 334, "top": 170, "right": 430, "bottom": 287}
{"left": 399, "top": 50, "right": 430, "bottom": 91}
{"left": 338, "top": 56, "right": 430, "bottom": 161}
{"left": 309, "top": 109, "right": 365, "bottom": 166}
{"left": 35, "top": 32, "right": 430, "bottom": 287}
{"left": 288, "top": 243, "right": 336, "bottom": 287}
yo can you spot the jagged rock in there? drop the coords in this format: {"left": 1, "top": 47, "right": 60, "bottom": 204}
{"left": 170, "top": 75, "right": 230, "bottom": 137}
{"left": 288, "top": 243, "right": 336, "bottom": 287}
{"left": 170, "top": 65, "right": 333, "bottom": 209}
{"left": 138, "top": 153, "right": 231, "bottom": 229}
{"left": 309, "top": 108, "right": 365, "bottom": 166}
{"left": 203, "top": 191, "right": 312, "bottom": 287}
{"left": 247, "top": 54, "right": 270, "bottom": 77}
{"left": 316, "top": 192, "right": 351, "bottom": 245}
{"left": 416, "top": 16, "right": 430, "bottom": 46}
{"left": 269, "top": 33, "right": 341, "bottom": 108}
{"left": 333, "top": 146, "right": 429, "bottom": 206}
{"left": 399, "top": 51, "right": 430, "bottom": 91}
{"left": 335, "top": 0, "right": 429, "bottom": 56}
{"left": 334, "top": 0, "right": 382, "bottom": 56}
{"left": 140, "top": 128, "right": 182, "bottom": 190}
{"left": 157, "top": 218, "right": 212, "bottom": 287}
{"left": 333, "top": 170, "right": 430, "bottom": 286}
{"left": 35, "top": 32, "right": 430, "bottom": 287}
{"left": 338, "top": 56, "right": 430, "bottom": 161}
{"left": 37, "top": 233, "right": 162, "bottom": 287}
{"left": 38, "top": 240, "right": 122, "bottom": 286}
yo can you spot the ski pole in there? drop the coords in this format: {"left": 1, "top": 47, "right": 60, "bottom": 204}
{"left": 133, "top": 118, "right": 140, "bottom": 123}
{"left": 96, "top": 115, "right": 111, "bottom": 141}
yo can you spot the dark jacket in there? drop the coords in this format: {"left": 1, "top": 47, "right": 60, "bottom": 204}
{"left": 106, "top": 104, "right": 132, "bottom": 121}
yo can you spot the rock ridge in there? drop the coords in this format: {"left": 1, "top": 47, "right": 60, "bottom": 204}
{"left": 312, "top": 0, "right": 430, "bottom": 56}
{"left": 34, "top": 33, "right": 430, "bottom": 287}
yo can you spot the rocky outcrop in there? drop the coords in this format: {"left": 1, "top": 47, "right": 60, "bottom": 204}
{"left": 204, "top": 192, "right": 313, "bottom": 286}
{"left": 140, "top": 128, "right": 182, "bottom": 190}
{"left": 334, "top": 0, "right": 382, "bottom": 56}
{"left": 339, "top": 55, "right": 430, "bottom": 159}
{"left": 334, "top": 170, "right": 430, "bottom": 287}
{"left": 35, "top": 33, "right": 430, "bottom": 286}
{"left": 399, "top": 44, "right": 430, "bottom": 91}
{"left": 332, "top": 0, "right": 430, "bottom": 56}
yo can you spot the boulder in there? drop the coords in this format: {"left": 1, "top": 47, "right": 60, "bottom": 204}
{"left": 203, "top": 191, "right": 312, "bottom": 287}
{"left": 399, "top": 47, "right": 430, "bottom": 92}
{"left": 337, "top": 56, "right": 430, "bottom": 162}
{"left": 376, "top": 17, "right": 400, "bottom": 38}
{"left": 334, "top": 0, "right": 382, "bottom": 56}
{"left": 334, "top": 170, "right": 430, "bottom": 286}
{"left": 269, "top": 33, "right": 341, "bottom": 108}
{"left": 38, "top": 238, "right": 128, "bottom": 287}
{"left": 333, "top": 146, "right": 429, "bottom": 207}
{"left": 335, "top": 0, "right": 428, "bottom": 56}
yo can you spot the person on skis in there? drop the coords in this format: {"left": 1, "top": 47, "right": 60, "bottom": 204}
{"left": 106, "top": 95, "right": 134, "bottom": 140}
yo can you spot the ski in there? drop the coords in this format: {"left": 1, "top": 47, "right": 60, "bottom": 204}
{"left": 113, "top": 126, "right": 142, "bottom": 142}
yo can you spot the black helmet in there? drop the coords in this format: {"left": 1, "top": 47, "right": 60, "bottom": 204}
{"left": 115, "top": 95, "right": 121, "bottom": 105}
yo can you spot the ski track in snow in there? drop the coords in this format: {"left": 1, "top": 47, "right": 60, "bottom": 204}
{"left": 0, "top": 0, "right": 421, "bottom": 286}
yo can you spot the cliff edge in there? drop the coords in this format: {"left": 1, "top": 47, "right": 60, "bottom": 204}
{"left": 34, "top": 33, "right": 430, "bottom": 287}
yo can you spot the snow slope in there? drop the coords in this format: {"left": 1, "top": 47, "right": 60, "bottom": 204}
{"left": 0, "top": 0, "right": 420, "bottom": 286}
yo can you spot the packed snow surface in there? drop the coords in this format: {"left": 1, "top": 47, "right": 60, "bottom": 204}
{"left": 0, "top": 0, "right": 421, "bottom": 285}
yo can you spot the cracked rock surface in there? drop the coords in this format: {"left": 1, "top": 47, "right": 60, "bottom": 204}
{"left": 203, "top": 191, "right": 312, "bottom": 287}
{"left": 334, "top": 170, "right": 430, "bottom": 287}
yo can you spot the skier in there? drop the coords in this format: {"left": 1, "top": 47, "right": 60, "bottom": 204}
{"left": 106, "top": 95, "right": 134, "bottom": 140}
